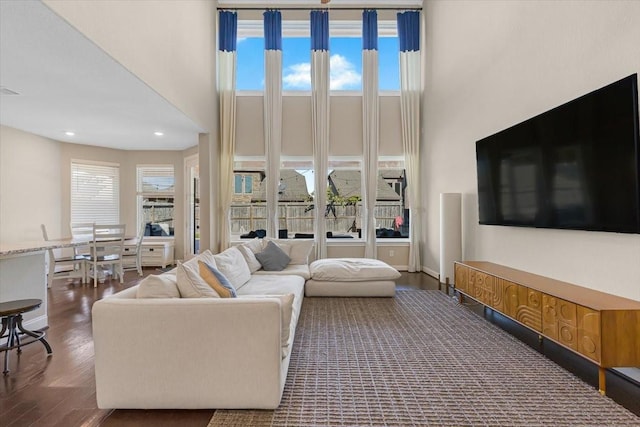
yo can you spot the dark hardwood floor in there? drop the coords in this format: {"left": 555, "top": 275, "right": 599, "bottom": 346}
{"left": 1, "top": 271, "right": 638, "bottom": 426}
{"left": 0, "top": 270, "right": 214, "bottom": 427}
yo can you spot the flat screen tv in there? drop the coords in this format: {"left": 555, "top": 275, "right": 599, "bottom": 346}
{"left": 476, "top": 74, "right": 640, "bottom": 234}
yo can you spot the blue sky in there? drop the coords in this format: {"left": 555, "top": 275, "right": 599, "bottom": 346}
{"left": 237, "top": 37, "right": 400, "bottom": 91}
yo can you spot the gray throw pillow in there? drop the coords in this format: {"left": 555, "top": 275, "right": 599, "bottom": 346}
{"left": 255, "top": 241, "right": 291, "bottom": 271}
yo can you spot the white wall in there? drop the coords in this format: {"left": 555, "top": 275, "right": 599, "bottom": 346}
{"left": 236, "top": 95, "right": 404, "bottom": 157}
{"left": 0, "top": 126, "right": 62, "bottom": 243}
{"left": 423, "top": 0, "right": 640, "bottom": 300}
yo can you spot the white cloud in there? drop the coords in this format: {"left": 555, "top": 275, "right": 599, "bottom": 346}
{"left": 329, "top": 54, "right": 360, "bottom": 90}
{"left": 282, "top": 54, "right": 361, "bottom": 91}
{"left": 283, "top": 62, "right": 311, "bottom": 90}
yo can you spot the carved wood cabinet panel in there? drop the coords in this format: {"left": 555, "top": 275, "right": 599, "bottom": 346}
{"left": 454, "top": 261, "right": 640, "bottom": 394}
{"left": 542, "top": 295, "right": 578, "bottom": 351}
{"left": 577, "top": 306, "right": 601, "bottom": 363}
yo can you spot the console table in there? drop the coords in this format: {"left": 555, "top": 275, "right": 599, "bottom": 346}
{"left": 454, "top": 261, "right": 640, "bottom": 395}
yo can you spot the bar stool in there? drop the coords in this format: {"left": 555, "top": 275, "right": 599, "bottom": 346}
{"left": 0, "top": 299, "right": 52, "bottom": 374}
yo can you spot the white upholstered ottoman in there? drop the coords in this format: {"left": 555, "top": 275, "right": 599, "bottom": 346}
{"left": 305, "top": 258, "right": 400, "bottom": 297}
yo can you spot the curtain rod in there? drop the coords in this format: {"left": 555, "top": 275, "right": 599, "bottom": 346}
{"left": 220, "top": 7, "right": 422, "bottom": 11}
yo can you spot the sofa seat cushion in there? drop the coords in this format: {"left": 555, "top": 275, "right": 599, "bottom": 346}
{"left": 237, "top": 274, "right": 305, "bottom": 299}
{"left": 252, "top": 264, "right": 310, "bottom": 280}
{"left": 310, "top": 258, "right": 401, "bottom": 282}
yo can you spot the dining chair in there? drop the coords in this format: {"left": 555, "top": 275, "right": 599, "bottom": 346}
{"left": 40, "top": 224, "right": 88, "bottom": 287}
{"left": 88, "top": 224, "right": 126, "bottom": 288}
{"left": 122, "top": 224, "right": 145, "bottom": 276}
{"left": 70, "top": 222, "right": 94, "bottom": 258}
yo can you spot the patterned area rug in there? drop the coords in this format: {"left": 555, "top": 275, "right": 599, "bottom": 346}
{"left": 209, "top": 290, "right": 640, "bottom": 426}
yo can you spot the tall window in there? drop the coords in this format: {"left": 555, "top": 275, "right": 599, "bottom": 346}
{"left": 137, "top": 165, "right": 175, "bottom": 237}
{"left": 236, "top": 20, "right": 399, "bottom": 91}
{"left": 71, "top": 161, "right": 119, "bottom": 225}
{"left": 378, "top": 159, "right": 408, "bottom": 238}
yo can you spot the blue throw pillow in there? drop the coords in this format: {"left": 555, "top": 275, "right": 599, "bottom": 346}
{"left": 255, "top": 241, "right": 291, "bottom": 271}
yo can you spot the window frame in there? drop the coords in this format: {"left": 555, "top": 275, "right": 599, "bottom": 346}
{"left": 136, "top": 164, "right": 176, "bottom": 238}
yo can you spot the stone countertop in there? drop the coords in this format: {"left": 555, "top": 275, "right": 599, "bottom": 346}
{"left": 0, "top": 239, "right": 83, "bottom": 256}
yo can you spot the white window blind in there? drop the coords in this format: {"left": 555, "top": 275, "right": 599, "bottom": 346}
{"left": 137, "top": 165, "right": 175, "bottom": 196}
{"left": 71, "top": 161, "right": 120, "bottom": 224}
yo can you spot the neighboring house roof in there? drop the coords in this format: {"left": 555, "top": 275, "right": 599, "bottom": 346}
{"left": 329, "top": 170, "right": 401, "bottom": 201}
{"left": 251, "top": 169, "right": 310, "bottom": 202}
{"left": 379, "top": 169, "right": 405, "bottom": 180}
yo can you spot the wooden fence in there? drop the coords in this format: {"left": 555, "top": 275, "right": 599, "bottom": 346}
{"left": 230, "top": 202, "right": 403, "bottom": 237}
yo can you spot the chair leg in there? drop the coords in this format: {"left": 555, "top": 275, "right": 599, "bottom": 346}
{"left": 93, "top": 261, "right": 98, "bottom": 288}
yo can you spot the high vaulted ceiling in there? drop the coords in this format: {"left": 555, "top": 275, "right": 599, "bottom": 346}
{"left": 0, "top": 1, "right": 204, "bottom": 151}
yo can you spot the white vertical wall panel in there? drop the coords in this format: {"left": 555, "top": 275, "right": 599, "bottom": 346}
{"left": 439, "top": 193, "right": 462, "bottom": 284}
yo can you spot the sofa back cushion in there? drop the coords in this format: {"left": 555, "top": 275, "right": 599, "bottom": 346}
{"left": 264, "top": 238, "right": 314, "bottom": 265}
{"left": 236, "top": 244, "right": 262, "bottom": 273}
{"left": 213, "top": 246, "right": 252, "bottom": 289}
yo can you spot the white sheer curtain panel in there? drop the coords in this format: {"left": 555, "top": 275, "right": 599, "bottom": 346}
{"left": 362, "top": 10, "right": 379, "bottom": 259}
{"left": 311, "top": 10, "right": 330, "bottom": 259}
{"left": 398, "top": 11, "right": 422, "bottom": 272}
{"left": 218, "top": 11, "right": 238, "bottom": 250}
{"left": 264, "top": 10, "right": 283, "bottom": 238}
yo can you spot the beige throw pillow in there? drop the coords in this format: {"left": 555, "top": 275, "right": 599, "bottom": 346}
{"left": 176, "top": 260, "right": 220, "bottom": 298}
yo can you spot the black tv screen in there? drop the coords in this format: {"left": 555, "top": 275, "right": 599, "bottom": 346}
{"left": 476, "top": 74, "right": 640, "bottom": 234}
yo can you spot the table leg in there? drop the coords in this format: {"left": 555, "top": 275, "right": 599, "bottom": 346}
{"left": 3, "top": 316, "right": 16, "bottom": 375}
{"left": 16, "top": 314, "right": 52, "bottom": 355}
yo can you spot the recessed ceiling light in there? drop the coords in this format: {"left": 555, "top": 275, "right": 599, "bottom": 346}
{"left": 154, "top": 131, "right": 164, "bottom": 136}
{"left": 65, "top": 131, "right": 75, "bottom": 136}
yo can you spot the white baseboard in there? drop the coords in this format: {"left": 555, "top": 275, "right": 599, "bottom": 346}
{"left": 392, "top": 264, "right": 409, "bottom": 271}
{"left": 422, "top": 266, "right": 438, "bottom": 279}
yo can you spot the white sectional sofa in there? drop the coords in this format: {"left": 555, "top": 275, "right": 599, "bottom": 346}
{"left": 92, "top": 238, "right": 313, "bottom": 410}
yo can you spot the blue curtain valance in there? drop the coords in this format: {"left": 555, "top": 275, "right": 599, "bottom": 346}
{"left": 310, "top": 10, "right": 329, "bottom": 51}
{"left": 264, "top": 10, "right": 282, "bottom": 51}
{"left": 219, "top": 10, "right": 238, "bottom": 52}
{"left": 362, "top": 10, "right": 378, "bottom": 51}
{"left": 397, "top": 11, "right": 420, "bottom": 52}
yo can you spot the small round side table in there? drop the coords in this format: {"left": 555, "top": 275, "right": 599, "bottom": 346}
{"left": 0, "top": 299, "right": 53, "bottom": 374}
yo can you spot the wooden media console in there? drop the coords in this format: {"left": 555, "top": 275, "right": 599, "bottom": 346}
{"left": 454, "top": 261, "right": 640, "bottom": 394}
